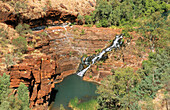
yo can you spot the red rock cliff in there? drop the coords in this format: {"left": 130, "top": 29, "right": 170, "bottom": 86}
{"left": 7, "top": 54, "right": 56, "bottom": 109}
{"left": 0, "top": 0, "right": 96, "bottom": 27}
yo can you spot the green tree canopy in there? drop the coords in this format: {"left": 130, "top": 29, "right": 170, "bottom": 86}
{"left": 0, "top": 74, "right": 30, "bottom": 110}
{"left": 17, "top": 82, "right": 30, "bottom": 110}
{"left": 96, "top": 67, "right": 141, "bottom": 109}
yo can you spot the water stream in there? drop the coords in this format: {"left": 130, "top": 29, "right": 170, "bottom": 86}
{"left": 33, "top": 25, "right": 123, "bottom": 110}
{"left": 77, "top": 35, "right": 123, "bottom": 77}
{"left": 50, "top": 34, "right": 123, "bottom": 110}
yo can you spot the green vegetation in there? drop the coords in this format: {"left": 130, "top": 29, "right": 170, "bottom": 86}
{"left": 12, "top": 23, "right": 33, "bottom": 54}
{"left": 96, "top": 47, "right": 170, "bottom": 109}
{"left": 95, "top": 48, "right": 101, "bottom": 53}
{"left": 96, "top": 67, "right": 140, "bottom": 109}
{"left": 69, "top": 51, "right": 72, "bottom": 56}
{"left": 78, "top": 15, "right": 84, "bottom": 24}
{"left": 0, "top": 28, "right": 9, "bottom": 47}
{"left": 80, "top": 29, "right": 85, "bottom": 35}
{"left": 69, "top": 97, "right": 98, "bottom": 110}
{"left": 85, "top": 0, "right": 169, "bottom": 27}
{"left": 60, "top": 104, "right": 65, "bottom": 110}
{"left": 69, "top": 97, "right": 79, "bottom": 107}
{"left": 137, "top": 12, "right": 169, "bottom": 48}
{"left": 15, "top": 23, "right": 32, "bottom": 36}
{"left": 12, "top": 36, "right": 27, "bottom": 53}
{"left": 8, "top": 0, "right": 28, "bottom": 14}
{"left": 5, "top": 54, "right": 14, "bottom": 68}
{"left": 89, "top": 75, "right": 92, "bottom": 78}
{"left": 17, "top": 83, "right": 30, "bottom": 110}
{"left": 0, "top": 73, "right": 30, "bottom": 110}
{"left": 82, "top": 0, "right": 169, "bottom": 48}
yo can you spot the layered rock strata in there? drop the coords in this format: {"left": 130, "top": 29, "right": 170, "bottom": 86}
{"left": 1, "top": 24, "right": 151, "bottom": 109}
{"left": 7, "top": 54, "right": 56, "bottom": 109}
{"left": 33, "top": 25, "right": 150, "bottom": 83}
{"left": 0, "top": 0, "right": 96, "bottom": 27}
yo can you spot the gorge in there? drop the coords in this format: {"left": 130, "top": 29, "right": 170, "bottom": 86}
{"left": 0, "top": 23, "right": 150, "bottom": 110}
{"left": 0, "top": 0, "right": 169, "bottom": 110}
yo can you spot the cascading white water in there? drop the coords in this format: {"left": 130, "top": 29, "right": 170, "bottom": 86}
{"left": 77, "top": 65, "right": 91, "bottom": 77}
{"left": 77, "top": 34, "right": 123, "bottom": 77}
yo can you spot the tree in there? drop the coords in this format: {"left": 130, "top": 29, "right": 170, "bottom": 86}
{"left": 96, "top": 47, "right": 170, "bottom": 109}
{"left": 0, "top": 73, "right": 21, "bottom": 110}
{"left": 94, "top": 0, "right": 112, "bottom": 26}
{"left": 136, "top": 47, "right": 170, "bottom": 101}
{"left": 0, "top": 73, "right": 11, "bottom": 104}
{"left": 17, "top": 82, "right": 30, "bottom": 110}
{"left": 84, "top": 0, "right": 169, "bottom": 27}
{"left": 96, "top": 67, "right": 141, "bottom": 109}
{"left": 137, "top": 12, "right": 169, "bottom": 48}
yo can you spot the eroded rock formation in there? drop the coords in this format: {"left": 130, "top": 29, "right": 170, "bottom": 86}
{"left": 32, "top": 25, "right": 150, "bottom": 83}
{"left": 0, "top": 23, "right": 150, "bottom": 109}
{"left": 0, "top": 0, "right": 96, "bottom": 27}
{"left": 7, "top": 54, "right": 56, "bottom": 109}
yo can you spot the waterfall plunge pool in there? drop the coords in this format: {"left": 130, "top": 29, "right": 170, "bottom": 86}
{"left": 50, "top": 74, "right": 98, "bottom": 110}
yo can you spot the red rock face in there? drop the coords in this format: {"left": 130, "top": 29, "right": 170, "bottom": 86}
{"left": 4, "top": 25, "right": 150, "bottom": 109}
{"left": 0, "top": 0, "right": 96, "bottom": 27}
{"left": 8, "top": 54, "right": 56, "bottom": 109}
{"left": 32, "top": 25, "right": 150, "bottom": 83}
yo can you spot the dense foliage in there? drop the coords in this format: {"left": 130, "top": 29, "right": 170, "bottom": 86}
{"left": 96, "top": 67, "right": 140, "bottom": 109}
{"left": 96, "top": 47, "right": 170, "bottom": 110}
{"left": 84, "top": 0, "right": 169, "bottom": 27}
{"left": 17, "top": 83, "right": 30, "bottom": 110}
{"left": 0, "top": 73, "right": 30, "bottom": 110}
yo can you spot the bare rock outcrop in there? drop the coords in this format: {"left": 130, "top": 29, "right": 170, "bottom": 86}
{"left": 7, "top": 53, "right": 56, "bottom": 109}
{"left": 0, "top": 0, "right": 96, "bottom": 27}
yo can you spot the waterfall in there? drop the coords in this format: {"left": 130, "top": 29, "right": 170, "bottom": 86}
{"left": 77, "top": 34, "right": 123, "bottom": 77}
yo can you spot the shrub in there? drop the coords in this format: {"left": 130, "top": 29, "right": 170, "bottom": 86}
{"left": 5, "top": 54, "right": 14, "bottom": 68}
{"left": 84, "top": 15, "right": 93, "bottom": 25}
{"left": 77, "top": 15, "right": 84, "bottom": 21}
{"left": 122, "top": 29, "right": 131, "bottom": 38}
{"left": 89, "top": 75, "right": 92, "bottom": 78}
{"left": 80, "top": 29, "right": 85, "bottom": 35}
{"left": 100, "top": 18, "right": 109, "bottom": 27}
{"left": 12, "top": 36, "right": 27, "bottom": 53}
{"left": 95, "top": 49, "right": 101, "bottom": 53}
{"left": 15, "top": 23, "right": 32, "bottom": 36}
{"left": 17, "top": 82, "right": 30, "bottom": 110}
{"left": 60, "top": 104, "right": 65, "bottom": 110}
{"left": 0, "top": 28, "right": 9, "bottom": 47}
{"left": 95, "top": 22, "right": 102, "bottom": 28}
{"left": 69, "top": 97, "right": 78, "bottom": 107}
{"left": 9, "top": 1, "right": 28, "bottom": 14}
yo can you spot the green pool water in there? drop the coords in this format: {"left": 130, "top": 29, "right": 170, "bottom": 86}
{"left": 50, "top": 74, "right": 98, "bottom": 110}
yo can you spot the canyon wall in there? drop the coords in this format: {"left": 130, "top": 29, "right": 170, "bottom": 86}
{"left": 0, "top": 23, "right": 150, "bottom": 109}
{"left": 7, "top": 54, "right": 56, "bottom": 109}
{"left": 0, "top": 0, "right": 96, "bottom": 27}
{"left": 41, "top": 25, "right": 150, "bottom": 82}
{"left": 0, "top": 1, "right": 167, "bottom": 110}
